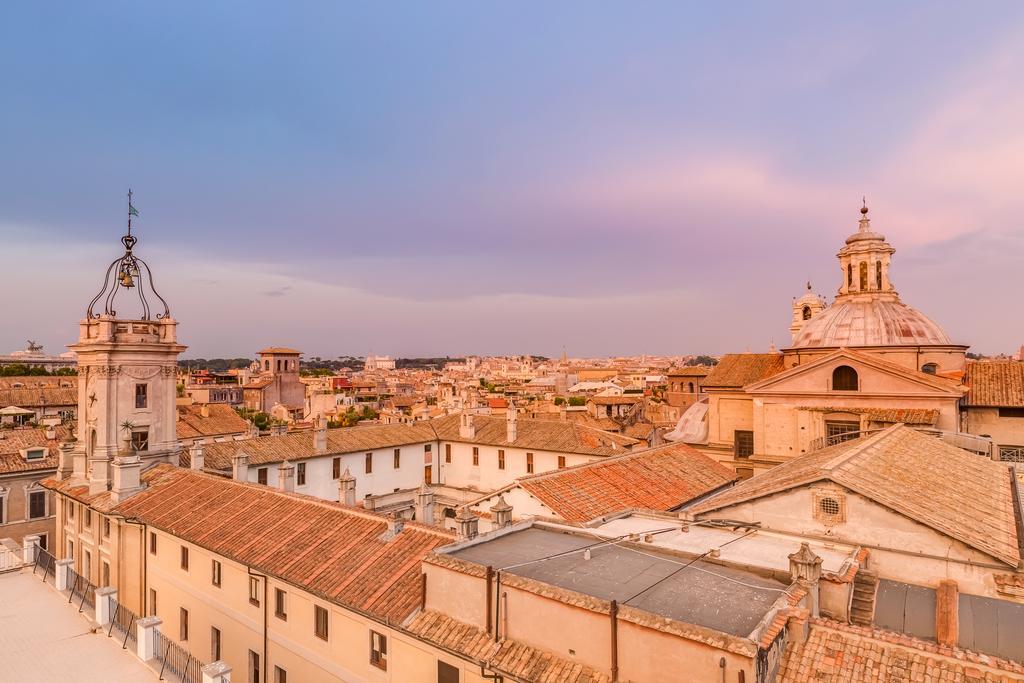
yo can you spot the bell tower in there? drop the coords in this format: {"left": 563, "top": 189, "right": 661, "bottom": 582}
{"left": 835, "top": 201, "right": 897, "bottom": 299}
{"left": 790, "top": 281, "right": 827, "bottom": 343}
{"left": 67, "top": 191, "right": 187, "bottom": 496}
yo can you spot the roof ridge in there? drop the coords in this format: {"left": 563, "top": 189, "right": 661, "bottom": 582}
{"left": 821, "top": 424, "right": 902, "bottom": 473}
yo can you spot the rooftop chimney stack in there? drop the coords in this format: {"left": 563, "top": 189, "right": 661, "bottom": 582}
{"left": 314, "top": 416, "right": 328, "bottom": 453}
{"left": 278, "top": 460, "right": 295, "bottom": 492}
{"left": 506, "top": 402, "right": 517, "bottom": 442}
{"left": 455, "top": 505, "right": 479, "bottom": 540}
{"left": 110, "top": 453, "right": 143, "bottom": 503}
{"left": 189, "top": 442, "right": 205, "bottom": 471}
{"left": 490, "top": 495, "right": 513, "bottom": 528}
{"left": 339, "top": 467, "right": 357, "bottom": 506}
{"left": 788, "top": 542, "right": 823, "bottom": 618}
{"left": 415, "top": 483, "right": 435, "bottom": 525}
{"left": 459, "top": 409, "right": 476, "bottom": 440}
{"left": 232, "top": 452, "right": 250, "bottom": 482}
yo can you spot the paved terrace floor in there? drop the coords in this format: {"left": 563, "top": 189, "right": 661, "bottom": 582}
{"left": 0, "top": 567, "right": 157, "bottom": 682}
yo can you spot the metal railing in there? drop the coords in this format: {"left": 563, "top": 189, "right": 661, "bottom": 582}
{"left": 66, "top": 567, "right": 96, "bottom": 613}
{"left": 808, "top": 427, "right": 993, "bottom": 457}
{"left": 33, "top": 547, "right": 56, "bottom": 582}
{"left": 155, "top": 630, "right": 205, "bottom": 683}
{"left": 108, "top": 600, "right": 139, "bottom": 649}
{"left": 0, "top": 542, "right": 22, "bottom": 571}
{"left": 998, "top": 446, "right": 1024, "bottom": 463}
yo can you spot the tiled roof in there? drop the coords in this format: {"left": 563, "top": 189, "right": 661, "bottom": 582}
{"left": 588, "top": 396, "right": 641, "bottom": 405}
{"left": 797, "top": 406, "right": 939, "bottom": 426}
{"left": 667, "top": 366, "right": 713, "bottom": 377}
{"left": 45, "top": 465, "right": 453, "bottom": 623}
{"left": 257, "top": 347, "right": 301, "bottom": 355}
{"left": 0, "top": 426, "right": 72, "bottom": 475}
{"left": 432, "top": 414, "right": 638, "bottom": 455}
{"left": 692, "top": 425, "right": 1022, "bottom": 567}
{"left": 199, "top": 421, "right": 439, "bottom": 470}
{"left": 965, "top": 361, "right": 1024, "bottom": 407}
{"left": 703, "top": 354, "right": 785, "bottom": 388}
{"left": 242, "top": 379, "right": 274, "bottom": 389}
{"left": 779, "top": 618, "right": 1024, "bottom": 682}
{"left": 404, "top": 611, "right": 610, "bottom": 683}
{"left": 517, "top": 441, "right": 737, "bottom": 523}
{"left": 0, "top": 377, "right": 77, "bottom": 390}
{"left": 176, "top": 404, "right": 250, "bottom": 440}
{"left": 0, "top": 386, "right": 77, "bottom": 408}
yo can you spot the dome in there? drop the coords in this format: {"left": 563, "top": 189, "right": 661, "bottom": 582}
{"left": 789, "top": 296, "right": 952, "bottom": 349}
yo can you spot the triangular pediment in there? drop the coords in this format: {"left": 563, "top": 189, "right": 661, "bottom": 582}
{"left": 744, "top": 348, "right": 964, "bottom": 397}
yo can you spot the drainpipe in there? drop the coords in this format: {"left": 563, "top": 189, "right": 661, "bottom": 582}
{"left": 610, "top": 600, "right": 619, "bottom": 681}
{"left": 493, "top": 571, "right": 501, "bottom": 643}
{"left": 485, "top": 566, "right": 494, "bottom": 635}
{"left": 248, "top": 567, "right": 268, "bottom": 683}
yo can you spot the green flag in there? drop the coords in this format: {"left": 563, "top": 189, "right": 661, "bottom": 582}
{"left": 129, "top": 204, "right": 139, "bottom": 217}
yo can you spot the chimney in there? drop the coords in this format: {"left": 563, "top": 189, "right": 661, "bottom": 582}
{"left": 189, "top": 442, "right": 205, "bottom": 471}
{"left": 200, "top": 404, "right": 210, "bottom": 418}
{"left": 788, "top": 542, "right": 823, "bottom": 617}
{"left": 459, "top": 410, "right": 476, "bottom": 440}
{"left": 45, "top": 425, "right": 56, "bottom": 441}
{"left": 278, "top": 460, "right": 295, "bottom": 492}
{"left": 455, "top": 505, "right": 479, "bottom": 540}
{"left": 387, "top": 511, "right": 404, "bottom": 537}
{"left": 314, "top": 416, "right": 328, "bottom": 454}
{"left": 110, "top": 454, "right": 143, "bottom": 503}
{"left": 559, "top": 403, "right": 567, "bottom": 421}
{"left": 936, "top": 580, "right": 959, "bottom": 647}
{"left": 57, "top": 441, "right": 75, "bottom": 480}
{"left": 415, "top": 484, "right": 435, "bottom": 525}
{"left": 490, "top": 495, "right": 513, "bottom": 528}
{"left": 338, "top": 468, "right": 356, "bottom": 506}
{"left": 232, "top": 452, "right": 250, "bottom": 482}
{"left": 506, "top": 402, "right": 517, "bottom": 442}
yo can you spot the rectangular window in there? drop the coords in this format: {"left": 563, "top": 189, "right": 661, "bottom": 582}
{"left": 149, "top": 532, "right": 157, "bottom": 554}
{"left": 67, "top": 540, "right": 73, "bottom": 560}
{"left": 249, "top": 577, "right": 260, "bottom": 606}
{"left": 472, "top": 447, "right": 479, "bottom": 466}
{"left": 85, "top": 508, "right": 92, "bottom": 528}
{"left": 249, "top": 651, "right": 260, "bottom": 683}
{"left": 297, "top": 462, "right": 306, "bottom": 486}
{"left": 526, "top": 453, "right": 534, "bottom": 474}
{"left": 438, "top": 660, "right": 460, "bottom": 683}
{"left": 83, "top": 550, "right": 91, "bottom": 578}
{"left": 314, "top": 605, "right": 329, "bottom": 640}
{"left": 180, "top": 546, "right": 189, "bottom": 571}
{"left": 25, "top": 448, "right": 45, "bottom": 460}
{"left": 734, "top": 430, "right": 754, "bottom": 458}
{"left": 257, "top": 468, "right": 268, "bottom": 485}
{"left": 497, "top": 450, "right": 505, "bottom": 470}
{"left": 135, "top": 383, "right": 148, "bottom": 409}
{"left": 275, "top": 588, "right": 287, "bottom": 620}
{"left": 149, "top": 588, "right": 157, "bottom": 616}
{"left": 998, "top": 407, "right": 1024, "bottom": 418}
{"left": 393, "top": 448, "right": 401, "bottom": 469}
{"left": 68, "top": 502, "right": 74, "bottom": 520}
{"left": 0, "top": 495, "right": 5, "bottom": 524}
{"left": 332, "top": 457, "right": 341, "bottom": 479}
{"left": 211, "top": 560, "right": 222, "bottom": 587}
{"left": 130, "top": 430, "right": 149, "bottom": 452}
{"left": 365, "top": 452, "right": 373, "bottom": 474}
{"left": 825, "top": 421, "right": 860, "bottom": 446}
{"left": 211, "top": 626, "right": 221, "bottom": 661}
{"left": 102, "top": 561, "right": 110, "bottom": 587}
{"left": 370, "top": 630, "right": 388, "bottom": 671}
{"left": 445, "top": 444, "right": 451, "bottom": 463}
{"left": 103, "top": 518, "right": 111, "bottom": 538}
{"left": 37, "top": 534, "right": 47, "bottom": 550}
{"left": 180, "top": 607, "right": 189, "bottom": 641}
{"left": 274, "top": 666, "right": 287, "bottom": 683}
{"left": 557, "top": 456, "right": 566, "bottom": 469}
{"left": 28, "top": 491, "right": 46, "bottom": 519}
{"left": 424, "top": 465, "right": 432, "bottom": 484}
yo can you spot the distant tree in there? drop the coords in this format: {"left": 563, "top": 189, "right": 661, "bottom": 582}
{"left": 685, "top": 355, "right": 719, "bottom": 367}
{"left": 568, "top": 396, "right": 586, "bottom": 407}
{"left": 553, "top": 396, "right": 566, "bottom": 406}
{"left": 0, "top": 363, "right": 77, "bottom": 377}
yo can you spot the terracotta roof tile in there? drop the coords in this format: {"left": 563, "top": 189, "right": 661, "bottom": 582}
{"left": 175, "top": 404, "right": 250, "bottom": 440}
{"left": 432, "top": 414, "right": 637, "bottom": 456}
{"left": 0, "top": 386, "right": 77, "bottom": 408}
{"left": 965, "top": 361, "right": 1024, "bottom": 407}
{"left": 517, "top": 441, "right": 737, "bottom": 522}
{"left": 0, "top": 426, "right": 72, "bottom": 474}
{"left": 44, "top": 465, "right": 453, "bottom": 623}
{"left": 692, "top": 425, "right": 1022, "bottom": 566}
{"left": 703, "top": 354, "right": 785, "bottom": 388}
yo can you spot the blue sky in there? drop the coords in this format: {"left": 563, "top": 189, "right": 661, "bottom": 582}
{"left": 3, "top": 3, "right": 1024, "bottom": 358}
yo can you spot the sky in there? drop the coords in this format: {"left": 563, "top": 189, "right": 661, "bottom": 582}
{"left": 2, "top": 3, "right": 1024, "bottom": 359}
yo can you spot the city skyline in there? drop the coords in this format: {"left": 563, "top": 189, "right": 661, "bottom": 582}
{"left": 3, "top": 3, "right": 1024, "bottom": 357}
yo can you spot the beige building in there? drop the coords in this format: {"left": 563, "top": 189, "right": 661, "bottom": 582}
{"left": 243, "top": 347, "right": 305, "bottom": 417}
{"left": 0, "top": 425, "right": 72, "bottom": 549}
{"left": 962, "top": 361, "right": 1024, "bottom": 464}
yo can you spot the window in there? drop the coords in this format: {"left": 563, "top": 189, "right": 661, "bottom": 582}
{"left": 445, "top": 444, "right": 451, "bottom": 463}
{"left": 819, "top": 497, "right": 840, "bottom": 516}
{"left": 38, "top": 534, "right": 47, "bottom": 550}
{"left": 734, "top": 430, "right": 754, "bottom": 458}
{"left": 526, "top": 453, "right": 534, "bottom": 474}
{"left": 103, "top": 518, "right": 111, "bottom": 538}
{"left": 875, "top": 261, "right": 882, "bottom": 290}
{"left": 370, "top": 630, "right": 388, "bottom": 671}
{"left": 211, "top": 626, "right": 221, "bottom": 661}
{"left": 497, "top": 450, "right": 505, "bottom": 470}
{"left": 257, "top": 468, "right": 268, "bottom": 485}
{"left": 102, "top": 561, "right": 110, "bottom": 587}
{"left": 0, "top": 493, "right": 5, "bottom": 524}
{"left": 831, "top": 365, "right": 858, "bottom": 391}
{"left": 275, "top": 588, "right": 287, "bottom": 620}
{"left": 149, "top": 588, "right": 157, "bottom": 616}
{"left": 365, "top": 452, "right": 373, "bottom": 474}
{"left": 28, "top": 491, "right": 46, "bottom": 519}
{"left": 180, "top": 607, "right": 189, "bottom": 641}
{"left": 249, "top": 577, "right": 261, "bottom": 606}
{"left": 921, "top": 363, "right": 938, "bottom": 374}
{"left": 332, "top": 457, "right": 341, "bottom": 479}
{"left": 847, "top": 263, "right": 852, "bottom": 287}
{"left": 998, "top": 408, "right": 1024, "bottom": 418}
{"left": 68, "top": 503, "right": 74, "bottom": 520}
{"left": 859, "top": 261, "right": 868, "bottom": 290}
{"left": 149, "top": 532, "right": 157, "bottom": 554}
{"left": 297, "top": 462, "right": 306, "bottom": 486}
{"left": 802, "top": 305, "right": 812, "bottom": 320}
{"left": 83, "top": 550, "right": 91, "bottom": 578}
{"left": 424, "top": 443, "right": 432, "bottom": 454}
{"left": 181, "top": 546, "right": 189, "bottom": 570}
{"left": 274, "top": 666, "right": 287, "bottom": 683}
{"left": 314, "top": 605, "right": 329, "bottom": 640}
{"left": 825, "top": 421, "right": 860, "bottom": 445}
{"left": 249, "top": 651, "right": 260, "bottom": 683}
{"left": 85, "top": 508, "right": 92, "bottom": 528}
{"left": 130, "top": 430, "right": 149, "bottom": 452}
{"left": 25, "top": 448, "right": 45, "bottom": 460}
{"left": 813, "top": 490, "right": 846, "bottom": 524}
{"left": 394, "top": 449, "right": 401, "bottom": 469}
{"left": 438, "top": 660, "right": 460, "bottom": 683}
{"left": 212, "top": 560, "right": 222, "bottom": 587}
{"left": 135, "top": 383, "right": 148, "bottom": 409}
{"left": 557, "top": 456, "right": 566, "bottom": 469}
{"left": 472, "top": 447, "right": 479, "bottom": 466}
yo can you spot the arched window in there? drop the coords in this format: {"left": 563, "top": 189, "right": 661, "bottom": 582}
{"left": 921, "top": 363, "right": 937, "bottom": 375}
{"left": 832, "top": 365, "right": 858, "bottom": 391}
{"left": 687, "top": 382, "right": 695, "bottom": 393}
{"left": 264, "top": 360, "right": 270, "bottom": 372}
{"left": 859, "top": 262, "right": 868, "bottom": 291}
{"left": 802, "top": 305, "right": 812, "bottom": 320}
{"left": 847, "top": 263, "right": 853, "bottom": 288}
{"left": 875, "top": 262, "right": 882, "bottom": 290}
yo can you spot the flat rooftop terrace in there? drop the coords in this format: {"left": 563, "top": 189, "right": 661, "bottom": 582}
{"left": 448, "top": 525, "right": 789, "bottom": 637}
{"left": 0, "top": 567, "right": 158, "bottom": 682}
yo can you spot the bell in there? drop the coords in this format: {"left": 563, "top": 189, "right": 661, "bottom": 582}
{"left": 120, "top": 272, "right": 135, "bottom": 288}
